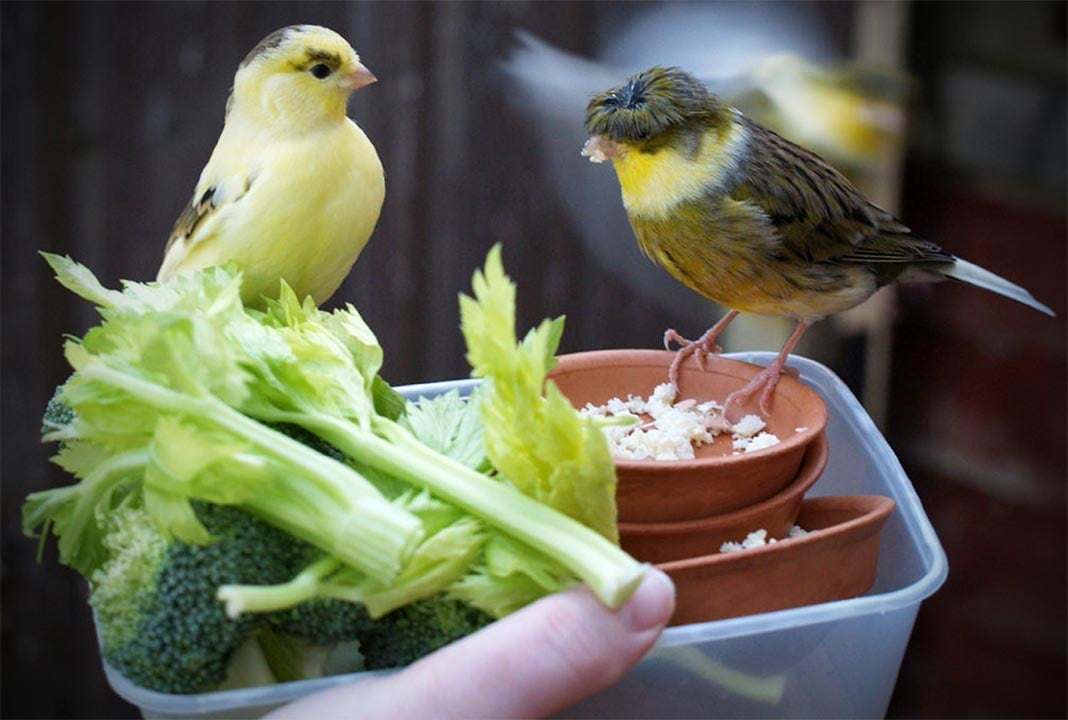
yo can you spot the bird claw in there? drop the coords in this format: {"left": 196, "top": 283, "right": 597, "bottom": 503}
{"left": 663, "top": 328, "right": 689, "bottom": 352}
{"left": 664, "top": 327, "right": 724, "bottom": 387}
{"left": 722, "top": 365, "right": 785, "bottom": 422}
{"left": 666, "top": 346, "right": 690, "bottom": 388}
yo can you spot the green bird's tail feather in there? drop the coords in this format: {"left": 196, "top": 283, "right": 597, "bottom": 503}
{"left": 945, "top": 258, "right": 1054, "bottom": 316}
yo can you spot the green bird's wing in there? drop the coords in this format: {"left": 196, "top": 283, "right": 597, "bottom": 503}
{"left": 729, "top": 118, "right": 953, "bottom": 268}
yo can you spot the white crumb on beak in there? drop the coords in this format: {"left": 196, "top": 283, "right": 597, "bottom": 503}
{"left": 581, "top": 137, "right": 609, "bottom": 164}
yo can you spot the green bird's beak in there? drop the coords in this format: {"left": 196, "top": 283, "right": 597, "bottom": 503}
{"left": 581, "top": 135, "right": 623, "bottom": 164}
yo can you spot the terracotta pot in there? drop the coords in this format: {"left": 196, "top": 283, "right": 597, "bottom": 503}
{"left": 548, "top": 349, "right": 828, "bottom": 522}
{"left": 619, "top": 432, "right": 828, "bottom": 563}
{"left": 659, "top": 494, "right": 896, "bottom": 626}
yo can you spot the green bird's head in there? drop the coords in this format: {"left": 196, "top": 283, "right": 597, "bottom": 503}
{"left": 583, "top": 66, "right": 723, "bottom": 160}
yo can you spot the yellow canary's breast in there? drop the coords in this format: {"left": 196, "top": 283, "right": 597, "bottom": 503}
{"left": 167, "top": 118, "right": 384, "bottom": 306}
{"left": 283, "top": 121, "right": 385, "bottom": 302}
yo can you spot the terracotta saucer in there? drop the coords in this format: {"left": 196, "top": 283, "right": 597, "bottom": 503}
{"left": 658, "top": 494, "right": 896, "bottom": 626}
{"left": 619, "top": 432, "right": 828, "bottom": 563}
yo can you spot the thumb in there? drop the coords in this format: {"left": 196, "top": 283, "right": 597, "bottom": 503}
{"left": 270, "top": 568, "right": 676, "bottom": 719}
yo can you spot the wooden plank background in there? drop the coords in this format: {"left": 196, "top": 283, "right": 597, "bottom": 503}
{"left": 2, "top": 2, "right": 1064, "bottom": 718}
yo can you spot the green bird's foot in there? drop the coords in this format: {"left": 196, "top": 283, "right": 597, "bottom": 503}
{"left": 722, "top": 318, "right": 813, "bottom": 421}
{"left": 664, "top": 310, "right": 740, "bottom": 387}
{"left": 722, "top": 365, "right": 784, "bottom": 422}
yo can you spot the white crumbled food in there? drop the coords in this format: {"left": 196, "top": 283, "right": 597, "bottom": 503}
{"left": 720, "top": 525, "right": 809, "bottom": 553}
{"left": 732, "top": 431, "right": 782, "bottom": 454}
{"left": 580, "top": 138, "right": 609, "bottom": 163}
{"left": 729, "top": 414, "right": 782, "bottom": 454}
{"left": 731, "top": 413, "right": 766, "bottom": 437}
{"left": 581, "top": 383, "right": 781, "bottom": 460}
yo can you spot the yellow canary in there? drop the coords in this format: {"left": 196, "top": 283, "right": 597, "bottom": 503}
{"left": 158, "top": 25, "right": 384, "bottom": 307}
{"left": 582, "top": 66, "right": 1054, "bottom": 418}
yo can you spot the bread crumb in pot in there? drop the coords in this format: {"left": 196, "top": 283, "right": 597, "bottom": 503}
{"left": 720, "top": 525, "right": 809, "bottom": 553}
{"left": 581, "top": 383, "right": 782, "bottom": 460}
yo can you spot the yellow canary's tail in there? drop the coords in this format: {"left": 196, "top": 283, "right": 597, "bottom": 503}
{"left": 946, "top": 258, "right": 1054, "bottom": 316}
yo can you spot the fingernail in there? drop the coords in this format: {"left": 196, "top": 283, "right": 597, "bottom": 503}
{"left": 619, "top": 567, "right": 676, "bottom": 632}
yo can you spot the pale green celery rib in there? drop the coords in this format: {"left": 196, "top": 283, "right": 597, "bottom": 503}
{"left": 78, "top": 364, "right": 423, "bottom": 582}
{"left": 298, "top": 412, "right": 646, "bottom": 609}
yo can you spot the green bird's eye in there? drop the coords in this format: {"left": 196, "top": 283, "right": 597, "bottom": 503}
{"left": 310, "top": 63, "right": 332, "bottom": 79}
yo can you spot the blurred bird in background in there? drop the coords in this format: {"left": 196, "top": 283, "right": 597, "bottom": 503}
{"left": 718, "top": 52, "right": 909, "bottom": 173}
{"left": 581, "top": 66, "right": 1054, "bottom": 420}
{"left": 158, "top": 25, "right": 384, "bottom": 307}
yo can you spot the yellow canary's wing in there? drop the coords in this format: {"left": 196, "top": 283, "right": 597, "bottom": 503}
{"left": 163, "top": 186, "right": 217, "bottom": 260}
{"left": 158, "top": 137, "right": 256, "bottom": 282}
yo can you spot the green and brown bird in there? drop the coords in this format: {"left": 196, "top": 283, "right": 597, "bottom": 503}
{"left": 582, "top": 66, "right": 1054, "bottom": 419}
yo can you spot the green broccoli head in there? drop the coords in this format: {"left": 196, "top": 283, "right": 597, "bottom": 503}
{"left": 270, "top": 597, "right": 372, "bottom": 645}
{"left": 263, "top": 595, "right": 494, "bottom": 679}
{"left": 41, "top": 382, "right": 76, "bottom": 438}
{"left": 90, "top": 499, "right": 308, "bottom": 694}
{"left": 357, "top": 594, "right": 494, "bottom": 671}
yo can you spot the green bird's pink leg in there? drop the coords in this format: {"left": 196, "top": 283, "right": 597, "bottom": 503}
{"left": 722, "top": 318, "right": 814, "bottom": 422}
{"left": 664, "top": 310, "right": 740, "bottom": 387}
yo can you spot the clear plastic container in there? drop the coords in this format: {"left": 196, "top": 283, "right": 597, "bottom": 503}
{"left": 100, "top": 353, "right": 947, "bottom": 719}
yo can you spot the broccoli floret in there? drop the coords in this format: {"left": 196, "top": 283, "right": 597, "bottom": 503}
{"left": 264, "top": 593, "right": 495, "bottom": 677}
{"left": 357, "top": 594, "right": 494, "bottom": 670}
{"left": 42, "top": 383, "right": 75, "bottom": 438}
{"left": 270, "top": 597, "right": 372, "bottom": 645}
{"left": 90, "top": 499, "right": 308, "bottom": 694}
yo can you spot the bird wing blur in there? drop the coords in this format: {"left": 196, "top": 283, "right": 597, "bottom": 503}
{"left": 158, "top": 25, "right": 385, "bottom": 308}
{"left": 582, "top": 65, "right": 1053, "bottom": 415}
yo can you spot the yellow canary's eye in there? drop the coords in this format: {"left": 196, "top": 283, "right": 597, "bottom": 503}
{"left": 310, "top": 63, "right": 332, "bottom": 79}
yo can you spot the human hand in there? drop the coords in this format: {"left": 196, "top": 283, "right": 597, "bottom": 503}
{"left": 268, "top": 568, "right": 675, "bottom": 718}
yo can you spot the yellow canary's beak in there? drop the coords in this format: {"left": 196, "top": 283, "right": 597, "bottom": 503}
{"left": 581, "top": 135, "right": 622, "bottom": 163}
{"left": 341, "top": 62, "right": 377, "bottom": 92}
